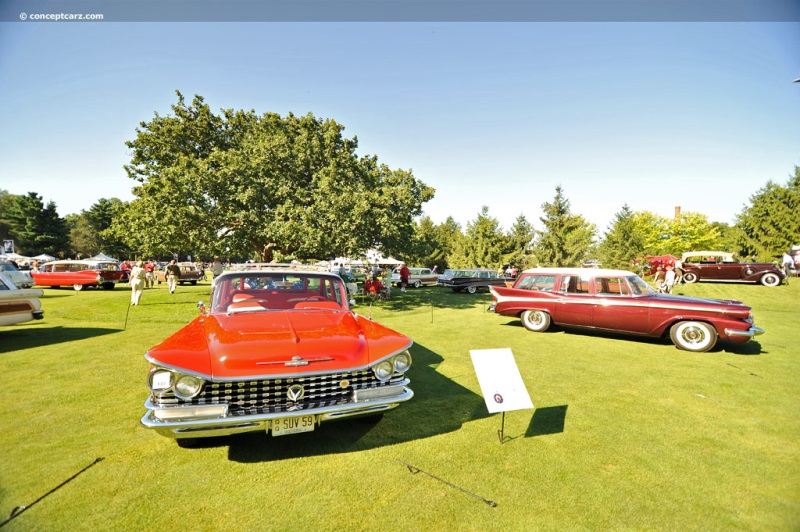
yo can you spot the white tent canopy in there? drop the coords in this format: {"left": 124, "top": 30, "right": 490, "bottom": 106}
{"left": 1, "top": 252, "right": 28, "bottom": 261}
{"left": 89, "top": 253, "right": 118, "bottom": 262}
{"left": 30, "top": 253, "right": 55, "bottom": 262}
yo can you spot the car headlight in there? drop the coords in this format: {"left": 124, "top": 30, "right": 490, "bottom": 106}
{"left": 372, "top": 361, "right": 394, "bottom": 382}
{"left": 174, "top": 375, "right": 204, "bottom": 399}
{"left": 393, "top": 352, "right": 412, "bottom": 373}
{"left": 149, "top": 369, "right": 174, "bottom": 392}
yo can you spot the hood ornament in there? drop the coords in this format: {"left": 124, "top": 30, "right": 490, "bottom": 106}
{"left": 257, "top": 355, "right": 334, "bottom": 367}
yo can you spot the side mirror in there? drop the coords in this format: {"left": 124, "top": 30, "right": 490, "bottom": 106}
{"left": 197, "top": 301, "right": 206, "bottom": 314}
{"left": 349, "top": 298, "right": 356, "bottom": 306}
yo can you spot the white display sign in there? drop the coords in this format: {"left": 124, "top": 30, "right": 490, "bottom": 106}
{"left": 470, "top": 348, "right": 534, "bottom": 414}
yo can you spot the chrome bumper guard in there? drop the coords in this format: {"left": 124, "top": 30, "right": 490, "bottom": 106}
{"left": 724, "top": 326, "right": 764, "bottom": 338}
{"left": 141, "top": 385, "right": 413, "bottom": 439}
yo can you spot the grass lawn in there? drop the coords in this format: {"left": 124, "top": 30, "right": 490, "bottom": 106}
{"left": 1, "top": 277, "right": 799, "bottom": 530}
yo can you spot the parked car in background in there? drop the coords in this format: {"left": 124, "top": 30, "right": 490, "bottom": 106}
{"left": 681, "top": 251, "right": 785, "bottom": 287}
{"left": 156, "top": 262, "right": 205, "bottom": 285}
{"left": 0, "top": 260, "right": 35, "bottom": 288}
{"left": 436, "top": 269, "right": 474, "bottom": 286}
{"left": 489, "top": 268, "right": 763, "bottom": 352}
{"left": 390, "top": 267, "right": 438, "bottom": 288}
{"left": 32, "top": 260, "right": 128, "bottom": 291}
{"left": 0, "top": 270, "right": 44, "bottom": 326}
{"left": 442, "top": 268, "right": 512, "bottom": 294}
{"left": 141, "top": 267, "right": 414, "bottom": 446}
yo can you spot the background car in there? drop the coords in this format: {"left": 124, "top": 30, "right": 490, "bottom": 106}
{"left": 680, "top": 251, "right": 785, "bottom": 287}
{"left": 141, "top": 267, "right": 414, "bottom": 446}
{"left": 0, "top": 270, "right": 44, "bottom": 326}
{"left": 390, "top": 267, "right": 438, "bottom": 288}
{"left": 32, "top": 260, "right": 128, "bottom": 291}
{"left": 156, "top": 262, "right": 205, "bottom": 285}
{"left": 436, "top": 269, "right": 474, "bottom": 286}
{"left": 442, "top": 268, "right": 512, "bottom": 294}
{"left": 0, "top": 260, "right": 35, "bottom": 288}
{"left": 490, "top": 267, "right": 763, "bottom": 352}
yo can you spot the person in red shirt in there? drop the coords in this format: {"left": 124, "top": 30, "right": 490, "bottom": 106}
{"left": 144, "top": 259, "right": 156, "bottom": 288}
{"left": 399, "top": 264, "right": 410, "bottom": 293}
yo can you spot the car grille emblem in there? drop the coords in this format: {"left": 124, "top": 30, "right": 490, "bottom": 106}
{"left": 287, "top": 384, "right": 305, "bottom": 410}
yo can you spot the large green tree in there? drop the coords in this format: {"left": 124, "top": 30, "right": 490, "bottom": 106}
{"left": 67, "top": 198, "right": 132, "bottom": 259}
{"left": 1, "top": 192, "right": 69, "bottom": 256}
{"left": 534, "top": 186, "right": 596, "bottom": 267}
{"left": 503, "top": 214, "right": 536, "bottom": 269}
{"left": 597, "top": 204, "right": 645, "bottom": 269}
{"left": 448, "top": 206, "right": 506, "bottom": 268}
{"left": 734, "top": 167, "right": 800, "bottom": 261}
{"left": 112, "top": 91, "right": 434, "bottom": 261}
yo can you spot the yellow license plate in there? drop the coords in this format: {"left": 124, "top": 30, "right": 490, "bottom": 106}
{"left": 271, "top": 415, "right": 315, "bottom": 436}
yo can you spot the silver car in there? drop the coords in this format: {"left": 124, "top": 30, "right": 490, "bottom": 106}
{"left": 0, "top": 261, "right": 34, "bottom": 288}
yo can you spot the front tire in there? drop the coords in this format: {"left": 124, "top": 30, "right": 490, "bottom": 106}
{"left": 670, "top": 321, "right": 717, "bottom": 352}
{"left": 73, "top": 284, "right": 84, "bottom": 291}
{"left": 682, "top": 272, "right": 698, "bottom": 283}
{"left": 760, "top": 273, "right": 781, "bottom": 287}
{"left": 466, "top": 286, "right": 478, "bottom": 294}
{"left": 413, "top": 280, "right": 421, "bottom": 288}
{"left": 521, "top": 310, "right": 551, "bottom": 332}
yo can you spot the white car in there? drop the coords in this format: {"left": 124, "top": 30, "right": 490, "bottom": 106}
{"left": 390, "top": 267, "right": 439, "bottom": 288}
{"left": 0, "top": 270, "right": 44, "bottom": 326}
{"left": 0, "top": 260, "right": 35, "bottom": 288}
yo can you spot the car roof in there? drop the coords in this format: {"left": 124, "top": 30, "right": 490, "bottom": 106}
{"left": 519, "top": 267, "right": 637, "bottom": 277}
{"left": 681, "top": 251, "right": 735, "bottom": 259}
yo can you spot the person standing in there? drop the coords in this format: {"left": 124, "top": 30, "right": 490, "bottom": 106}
{"left": 653, "top": 266, "right": 666, "bottom": 293}
{"left": 781, "top": 251, "right": 795, "bottom": 278}
{"left": 399, "top": 263, "right": 410, "bottom": 292}
{"left": 673, "top": 258, "right": 684, "bottom": 284}
{"left": 129, "top": 260, "right": 147, "bottom": 305}
{"left": 211, "top": 257, "right": 225, "bottom": 287}
{"left": 144, "top": 260, "right": 155, "bottom": 288}
{"left": 664, "top": 265, "right": 676, "bottom": 294}
{"left": 165, "top": 260, "right": 181, "bottom": 294}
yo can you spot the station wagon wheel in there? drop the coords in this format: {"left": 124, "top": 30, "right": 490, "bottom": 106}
{"left": 521, "top": 310, "right": 551, "bottom": 332}
{"left": 466, "top": 286, "right": 478, "bottom": 294}
{"left": 760, "top": 273, "right": 781, "bottom": 287}
{"left": 413, "top": 280, "right": 421, "bottom": 288}
{"left": 73, "top": 284, "right": 84, "bottom": 291}
{"left": 682, "top": 272, "right": 698, "bottom": 283}
{"left": 670, "top": 321, "right": 716, "bottom": 352}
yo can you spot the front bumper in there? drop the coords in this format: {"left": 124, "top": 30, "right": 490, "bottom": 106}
{"left": 141, "top": 384, "right": 413, "bottom": 439}
{"left": 724, "top": 326, "right": 765, "bottom": 339}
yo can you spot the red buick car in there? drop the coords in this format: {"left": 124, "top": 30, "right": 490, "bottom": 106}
{"left": 141, "top": 266, "right": 414, "bottom": 446}
{"left": 489, "top": 268, "right": 763, "bottom": 353}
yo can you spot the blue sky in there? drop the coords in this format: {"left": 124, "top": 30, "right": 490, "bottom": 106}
{"left": 1, "top": 21, "right": 798, "bottom": 235}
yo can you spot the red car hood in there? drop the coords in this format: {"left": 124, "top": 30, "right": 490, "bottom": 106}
{"left": 147, "top": 310, "right": 412, "bottom": 379}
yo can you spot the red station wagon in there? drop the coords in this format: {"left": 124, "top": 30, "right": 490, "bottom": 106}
{"left": 141, "top": 266, "right": 414, "bottom": 446}
{"left": 32, "top": 260, "right": 129, "bottom": 291}
{"left": 489, "top": 268, "right": 763, "bottom": 353}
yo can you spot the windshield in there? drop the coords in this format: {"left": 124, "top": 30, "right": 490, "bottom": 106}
{"left": 627, "top": 275, "right": 655, "bottom": 296}
{"left": 211, "top": 272, "right": 347, "bottom": 313}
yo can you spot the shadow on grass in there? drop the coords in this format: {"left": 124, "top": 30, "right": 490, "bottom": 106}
{"left": 499, "top": 320, "right": 764, "bottom": 355}
{"left": 353, "top": 286, "right": 493, "bottom": 312}
{"left": 0, "top": 326, "right": 119, "bottom": 353}
{"left": 526, "top": 405, "right": 568, "bottom": 437}
{"left": 181, "top": 342, "right": 489, "bottom": 462}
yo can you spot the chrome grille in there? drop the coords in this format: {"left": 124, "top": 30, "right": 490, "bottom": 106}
{"left": 154, "top": 369, "right": 406, "bottom": 416}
